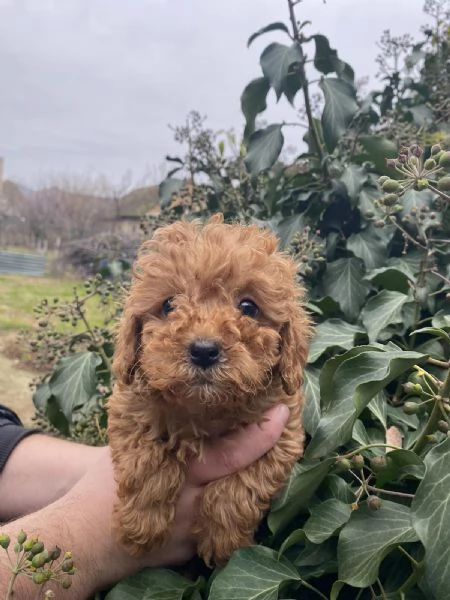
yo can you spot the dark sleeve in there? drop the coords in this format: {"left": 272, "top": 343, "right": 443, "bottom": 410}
{"left": 0, "top": 405, "right": 41, "bottom": 473}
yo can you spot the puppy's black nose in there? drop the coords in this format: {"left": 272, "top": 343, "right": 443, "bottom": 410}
{"left": 189, "top": 339, "right": 220, "bottom": 369}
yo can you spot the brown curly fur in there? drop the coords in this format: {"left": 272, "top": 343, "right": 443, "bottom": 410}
{"left": 107, "top": 214, "right": 312, "bottom": 565}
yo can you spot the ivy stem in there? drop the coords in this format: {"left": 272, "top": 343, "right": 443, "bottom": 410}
{"left": 394, "top": 546, "right": 422, "bottom": 595}
{"left": 286, "top": 0, "right": 325, "bottom": 165}
{"left": 387, "top": 216, "right": 428, "bottom": 251}
{"left": 427, "top": 183, "right": 450, "bottom": 203}
{"left": 441, "top": 360, "right": 450, "bottom": 401}
{"left": 427, "top": 358, "right": 450, "bottom": 369}
{"left": 297, "top": 580, "right": 328, "bottom": 600}
{"left": 397, "top": 545, "right": 420, "bottom": 568}
{"left": 412, "top": 398, "right": 443, "bottom": 454}
{"left": 5, "top": 570, "right": 19, "bottom": 600}
{"left": 340, "top": 443, "right": 402, "bottom": 459}
{"left": 376, "top": 577, "right": 388, "bottom": 600}
{"left": 365, "top": 485, "right": 415, "bottom": 499}
{"left": 75, "top": 301, "right": 112, "bottom": 373}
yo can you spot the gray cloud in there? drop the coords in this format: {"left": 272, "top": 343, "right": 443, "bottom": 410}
{"left": 0, "top": 0, "right": 426, "bottom": 186}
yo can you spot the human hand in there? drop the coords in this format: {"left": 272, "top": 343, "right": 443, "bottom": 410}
{"left": 145, "top": 402, "right": 291, "bottom": 567}
{"left": 68, "top": 403, "right": 290, "bottom": 585}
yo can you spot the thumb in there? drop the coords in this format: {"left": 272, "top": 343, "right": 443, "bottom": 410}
{"left": 188, "top": 403, "right": 290, "bottom": 485}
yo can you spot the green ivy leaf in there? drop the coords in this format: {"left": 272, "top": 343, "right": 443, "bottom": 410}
{"left": 320, "top": 78, "right": 358, "bottom": 153}
{"left": 241, "top": 77, "right": 271, "bottom": 141}
{"left": 375, "top": 449, "right": 425, "bottom": 487}
{"left": 412, "top": 438, "right": 450, "bottom": 600}
{"left": 282, "top": 64, "right": 304, "bottom": 105}
{"left": 339, "top": 164, "right": 367, "bottom": 203}
{"left": 312, "top": 34, "right": 338, "bottom": 73}
{"left": 305, "top": 346, "right": 427, "bottom": 459}
{"left": 307, "top": 318, "right": 365, "bottom": 364}
{"left": 278, "top": 529, "right": 306, "bottom": 556}
{"left": 247, "top": 22, "right": 291, "bottom": 47}
{"left": 361, "top": 290, "right": 413, "bottom": 342}
{"left": 432, "top": 308, "right": 450, "bottom": 330}
{"left": 307, "top": 34, "right": 354, "bottom": 84}
{"left": 386, "top": 404, "right": 419, "bottom": 433}
{"left": 268, "top": 459, "right": 335, "bottom": 533}
{"left": 293, "top": 538, "right": 337, "bottom": 575}
{"left": 260, "top": 42, "right": 303, "bottom": 100}
{"left": 338, "top": 501, "right": 419, "bottom": 588}
{"left": 47, "top": 351, "right": 102, "bottom": 423}
{"left": 401, "top": 188, "right": 435, "bottom": 216}
{"left": 208, "top": 546, "right": 299, "bottom": 600}
{"left": 33, "top": 381, "right": 52, "bottom": 413}
{"left": 352, "top": 419, "right": 385, "bottom": 447}
{"left": 330, "top": 581, "right": 346, "bottom": 600}
{"left": 321, "top": 258, "right": 370, "bottom": 321}
{"left": 347, "top": 228, "right": 387, "bottom": 271}
{"left": 105, "top": 568, "right": 202, "bottom": 600}
{"left": 368, "top": 392, "right": 387, "bottom": 429}
{"left": 304, "top": 499, "right": 352, "bottom": 544}
{"left": 334, "top": 60, "right": 355, "bottom": 85}
{"left": 359, "top": 135, "right": 398, "bottom": 176}
{"left": 412, "top": 326, "right": 450, "bottom": 344}
{"left": 358, "top": 185, "right": 381, "bottom": 216}
{"left": 275, "top": 213, "right": 305, "bottom": 250}
{"left": 318, "top": 474, "right": 356, "bottom": 504}
{"left": 303, "top": 366, "right": 321, "bottom": 436}
{"left": 364, "top": 265, "right": 413, "bottom": 294}
{"left": 159, "top": 177, "right": 185, "bottom": 208}
{"left": 245, "top": 124, "right": 284, "bottom": 175}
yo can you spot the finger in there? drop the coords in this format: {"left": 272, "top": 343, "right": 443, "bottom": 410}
{"left": 188, "top": 403, "right": 290, "bottom": 485}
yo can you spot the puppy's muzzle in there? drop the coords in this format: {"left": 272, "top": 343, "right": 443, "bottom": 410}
{"left": 189, "top": 339, "right": 221, "bottom": 369}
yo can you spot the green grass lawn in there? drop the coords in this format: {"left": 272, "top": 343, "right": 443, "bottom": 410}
{"left": 0, "top": 274, "right": 113, "bottom": 333}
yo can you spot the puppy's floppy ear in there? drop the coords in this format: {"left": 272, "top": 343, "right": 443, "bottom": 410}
{"left": 112, "top": 308, "right": 142, "bottom": 385}
{"left": 279, "top": 306, "right": 311, "bottom": 395}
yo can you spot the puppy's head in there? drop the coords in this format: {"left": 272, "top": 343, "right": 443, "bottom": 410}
{"left": 113, "top": 214, "right": 311, "bottom": 416}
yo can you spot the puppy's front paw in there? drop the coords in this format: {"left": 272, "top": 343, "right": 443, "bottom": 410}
{"left": 196, "top": 523, "right": 253, "bottom": 566}
{"left": 192, "top": 476, "right": 260, "bottom": 566}
{"left": 112, "top": 500, "right": 172, "bottom": 556}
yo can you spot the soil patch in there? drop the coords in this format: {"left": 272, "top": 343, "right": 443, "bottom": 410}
{"left": 0, "top": 333, "right": 38, "bottom": 427}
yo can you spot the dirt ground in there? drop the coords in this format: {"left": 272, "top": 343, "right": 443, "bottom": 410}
{"left": 0, "top": 333, "right": 37, "bottom": 427}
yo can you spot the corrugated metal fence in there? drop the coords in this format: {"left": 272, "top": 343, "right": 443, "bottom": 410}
{"left": 0, "top": 251, "right": 46, "bottom": 276}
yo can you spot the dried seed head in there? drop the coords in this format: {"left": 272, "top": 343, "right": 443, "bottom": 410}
{"left": 382, "top": 193, "right": 399, "bottom": 207}
{"left": 367, "top": 495, "right": 382, "bottom": 511}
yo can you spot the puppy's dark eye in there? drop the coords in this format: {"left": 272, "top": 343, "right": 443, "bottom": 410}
{"left": 238, "top": 299, "right": 259, "bottom": 319}
{"left": 162, "top": 298, "right": 174, "bottom": 316}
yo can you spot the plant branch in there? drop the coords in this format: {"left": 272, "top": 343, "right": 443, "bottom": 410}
{"left": 427, "top": 183, "right": 450, "bottom": 203}
{"left": 341, "top": 443, "right": 402, "bottom": 459}
{"left": 412, "top": 398, "right": 444, "bottom": 454}
{"left": 388, "top": 216, "right": 428, "bottom": 251}
{"left": 366, "top": 485, "right": 415, "bottom": 499}
{"left": 286, "top": 0, "right": 325, "bottom": 165}
{"left": 428, "top": 357, "right": 450, "bottom": 368}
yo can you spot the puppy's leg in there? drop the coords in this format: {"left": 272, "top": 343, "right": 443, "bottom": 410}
{"left": 193, "top": 405, "right": 304, "bottom": 565}
{"left": 110, "top": 439, "right": 185, "bottom": 556}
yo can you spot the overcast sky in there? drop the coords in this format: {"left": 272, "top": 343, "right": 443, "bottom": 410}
{"left": 0, "top": 0, "right": 428, "bottom": 188}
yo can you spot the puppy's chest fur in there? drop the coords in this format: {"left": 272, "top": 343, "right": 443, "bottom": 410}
{"left": 117, "top": 380, "right": 295, "bottom": 457}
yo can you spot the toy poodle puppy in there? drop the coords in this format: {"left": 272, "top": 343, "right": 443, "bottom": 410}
{"left": 107, "top": 214, "right": 312, "bottom": 565}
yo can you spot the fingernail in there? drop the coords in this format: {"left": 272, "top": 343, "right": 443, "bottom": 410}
{"left": 273, "top": 403, "right": 290, "bottom": 425}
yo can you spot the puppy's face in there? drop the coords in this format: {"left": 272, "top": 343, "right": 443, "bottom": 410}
{"left": 114, "top": 216, "right": 310, "bottom": 416}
